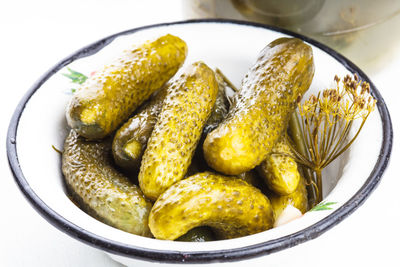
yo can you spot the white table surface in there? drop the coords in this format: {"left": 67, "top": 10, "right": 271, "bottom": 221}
{"left": 1, "top": 1, "right": 399, "bottom": 266}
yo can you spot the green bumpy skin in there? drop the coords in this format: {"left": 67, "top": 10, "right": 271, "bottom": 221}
{"left": 149, "top": 172, "right": 274, "bottom": 240}
{"left": 66, "top": 34, "right": 187, "bottom": 140}
{"left": 62, "top": 130, "right": 152, "bottom": 236}
{"left": 203, "top": 38, "right": 315, "bottom": 175}
{"left": 112, "top": 68, "right": 229, "bottom": 173}
{"left": 269, "top": 175, "right": 308, "bottom": 219}
{"left": 176, "top": 227, "right": 215, "bottom": 242}
{"left": 258, "top": 137, "right": 300, "bottom": 195}
{"left": 112, "top": 87, "right": 168, "bottom": 172}
{"left": 139, "top": 62, "right": 219, "bottom": 201}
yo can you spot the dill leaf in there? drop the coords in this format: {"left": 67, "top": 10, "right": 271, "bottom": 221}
{"left": 62, "top": 68, "right": 88, "bottom": 85}
{"left": 309, "top": 201, "right": 337, "bottom": 211}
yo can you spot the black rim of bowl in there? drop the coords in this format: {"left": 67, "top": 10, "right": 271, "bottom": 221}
{"left": 6, "top": 19, "right": 393, "bottom": 264}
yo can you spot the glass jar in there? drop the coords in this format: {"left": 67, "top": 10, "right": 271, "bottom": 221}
{"left": 183, "top": 0, "right": 400, "bottom": 72}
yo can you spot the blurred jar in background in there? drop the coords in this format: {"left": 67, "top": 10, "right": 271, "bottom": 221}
{"left": 183, "top": 0, "right": 400, "bottom": 73}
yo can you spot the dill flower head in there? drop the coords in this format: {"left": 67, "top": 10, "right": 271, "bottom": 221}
{"left": 288, "top": 74, "right": 376, "bottom": 205}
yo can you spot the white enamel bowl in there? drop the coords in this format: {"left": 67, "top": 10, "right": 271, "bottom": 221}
{"left": 7, "top": 20, "right": 392, "bottom": 266}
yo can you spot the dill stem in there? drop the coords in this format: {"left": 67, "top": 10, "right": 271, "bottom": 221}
{"left": 324, "top": 115, "right": 338, "bottom": 160}
{"left": 320, "top": 117, "right": 328, "bottom": 160}
{"left": 323, "top": 118, "right": 347, "bottom": 166}
{"left": 289, "top": 112, "right": 318, "bottom": 209}
{"left": 214, "top": 68, "right": 238, "bottom": 108}
{"left": 215, "top": 68, "right": 239, "bottom": 92}
{"left": 323, "top": 116, "right": 368, "bottom": 168}
{"left": 52, "top": 145, "right": 63, "bottom": 154}
{"left": 315, "top": 169, "right": 323, "bottom": 203}
{"left": 305, "top": 114, "right": 316, "bottom": 163}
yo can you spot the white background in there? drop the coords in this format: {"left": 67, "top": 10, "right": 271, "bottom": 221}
{"left": 1, "top": 1, "right": 399, "bottom": 266}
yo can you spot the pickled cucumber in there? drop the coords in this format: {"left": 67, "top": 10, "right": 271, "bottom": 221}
{"left": 112, "top": 68, "right": 229, "bottom": 173}
{"left": 203, "top": 38, "right": 314, "bottom": 175}
{"left": 149, "top": 172, "right": 274, "bottom": 240}
{"left": 176, "top": 227, "right": 215, "bottom": 242}
{"left": 112, "top": 86, "right": 168, "bottom": 172}
{"left": 62, "top": 130, "right": 152, "bottom": 236}
{"left": 139, "top": 62, "right": 219, "bottom": 201}
{"left": 66, "top": 34, "right": 187, "bottom": 139}
{"left": 258, "top": 136, "right": 300, "bottom": 195}
{"left": 269, "top": 175, "right": 308, "bottom": 219}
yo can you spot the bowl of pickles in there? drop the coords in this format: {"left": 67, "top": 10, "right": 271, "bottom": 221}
{"left": 7, "top": 20, "right": 392, "bottom": 266}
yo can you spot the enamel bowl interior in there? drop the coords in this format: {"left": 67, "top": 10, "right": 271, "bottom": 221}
{"left": 8, "top": 20, "right": 391, "bottom": 263}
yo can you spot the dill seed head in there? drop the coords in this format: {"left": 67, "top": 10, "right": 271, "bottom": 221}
{"left": 289, "top": 74, "right": 376, "bottom": 206}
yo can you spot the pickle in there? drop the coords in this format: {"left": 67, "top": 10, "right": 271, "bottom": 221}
{"left": 149, "top": 172, "right": 274, "bottom": 240}
{"left": 112, "top": 68, "right": 229, "bottom": 173}
{"left": 258, "top": 136, "right": 300, "bottom": 195}
{"left": 62, "top": 130, "right": 152, "bottom": 236}
{"left": 66, "top": 34, "right": 187, "bottom": 139}
{"left": 269, "top": 175, "right": 308, "bottom": 219}
{"left": 189, "top": 69, "right": 231, "bottom": 174}
{"left": 176, "top": 227, "right": 215, "bottom": 242}
{"left": 187, "top": 158, "right": 263, "bottom": 190}
{"left": 139, "top": 62, "right": 219, "bottom": 201}
{"left": 203, "top": 38, "right": 314, "bottom": 175}
{"left": 112, "top": 87, "right": 167, "bottom": 172}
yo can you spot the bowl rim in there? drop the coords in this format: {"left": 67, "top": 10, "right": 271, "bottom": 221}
{"left": 6, "top": 19, "right": 393, "bottom": 264}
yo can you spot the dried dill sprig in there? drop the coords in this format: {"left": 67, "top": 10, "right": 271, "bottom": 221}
{"left": 288, "top": 74, "right": 376, "bottom": 207}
